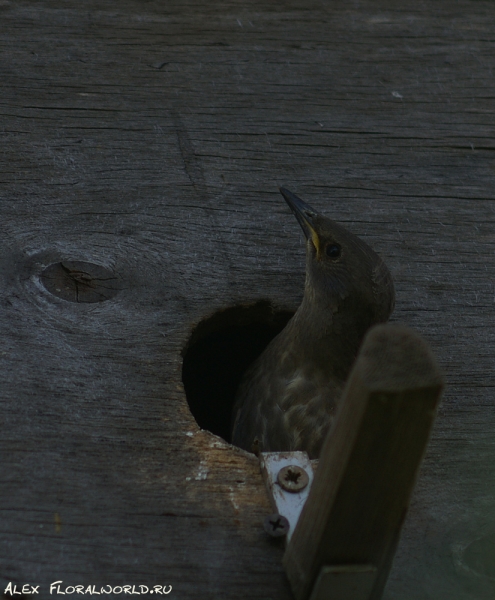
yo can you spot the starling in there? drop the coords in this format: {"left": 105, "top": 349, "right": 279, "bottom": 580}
{"left": 231, "top": 188, "right": 395, "bottom": 459}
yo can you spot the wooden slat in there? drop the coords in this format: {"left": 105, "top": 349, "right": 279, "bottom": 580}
{"left": 284, "top": 324, "right": 444, "bottom": 600}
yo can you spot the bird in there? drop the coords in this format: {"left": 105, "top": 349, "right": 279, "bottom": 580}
{"left": 231, "top": 188, "right": 395, "bottom": 459}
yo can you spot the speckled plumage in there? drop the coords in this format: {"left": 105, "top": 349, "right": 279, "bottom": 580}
{"left": 231, "top": 188, "right": 395, "bottom": 459}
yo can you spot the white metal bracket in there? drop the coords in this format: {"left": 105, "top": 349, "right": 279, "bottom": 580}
{"left": 259, "top": 451, "right": 315, "bottom": 541}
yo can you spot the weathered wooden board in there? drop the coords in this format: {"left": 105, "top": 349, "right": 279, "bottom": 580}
{"left": 1, "top": 0, "right": 494, "bottom": 598}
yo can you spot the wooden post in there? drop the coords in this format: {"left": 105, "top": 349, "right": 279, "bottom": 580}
{"left": 283, "top": 324, "right": 444, "bottom": 600}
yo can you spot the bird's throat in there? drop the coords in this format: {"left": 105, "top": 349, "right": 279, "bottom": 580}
{"left": 281, "top": 297, "right": 361, "bottom": 380}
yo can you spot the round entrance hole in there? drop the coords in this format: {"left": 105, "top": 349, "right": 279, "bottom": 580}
{"left": 181, "top": 301, "right": 294, "bottom": 444}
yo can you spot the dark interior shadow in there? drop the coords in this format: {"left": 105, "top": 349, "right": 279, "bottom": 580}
{"left": 182, "top": 301, "right": 294, "bottom": 444}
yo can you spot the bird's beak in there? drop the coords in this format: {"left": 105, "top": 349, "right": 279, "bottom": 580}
{"left": 279, "top": 187, "right": 321, "bottom": 254}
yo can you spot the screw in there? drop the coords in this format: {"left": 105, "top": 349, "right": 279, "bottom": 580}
{"left": 277, "top": 465, "right": 309, "bottom": 493}
{"left": 263, "top": 513, "right": 290, "bottom": 538}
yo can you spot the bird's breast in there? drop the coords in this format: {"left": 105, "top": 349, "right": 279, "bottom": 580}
{"left": 232, "top": 348, "right": 343, "bottom": 459}
{"left": 276, "top": 367, "right": 342, "bottom": 457}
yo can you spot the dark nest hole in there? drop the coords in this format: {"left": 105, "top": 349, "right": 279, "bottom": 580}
{"left": 181, "top": 301, "right": 294, "bottom": 444}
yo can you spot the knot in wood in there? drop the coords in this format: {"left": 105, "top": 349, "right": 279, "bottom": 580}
{"left": 41, "top": 261, "right": 121, "bottom": 303}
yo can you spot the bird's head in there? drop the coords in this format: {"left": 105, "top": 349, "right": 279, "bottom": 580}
{"left": 280, "top": 188, "right": 395, "bottom": 326}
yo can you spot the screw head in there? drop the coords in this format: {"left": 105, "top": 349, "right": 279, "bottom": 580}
{"left": 263, "top": 513, "right": 290, "bottom": 538}
{"left": 277, "top": 465, "right": 309, "bottom": 493}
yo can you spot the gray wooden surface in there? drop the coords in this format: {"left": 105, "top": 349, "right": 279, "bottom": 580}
{"left": 1, "top": 0, "right": 494, "bottom": 598}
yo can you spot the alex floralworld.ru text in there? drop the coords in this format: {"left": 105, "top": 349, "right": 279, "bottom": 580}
{"left": 3, "top": 582, "right": 173, "bottom": 595}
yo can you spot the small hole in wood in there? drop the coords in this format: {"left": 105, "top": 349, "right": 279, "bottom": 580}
{"left": 182, "top": 301, "right": 294, "bottom": 444}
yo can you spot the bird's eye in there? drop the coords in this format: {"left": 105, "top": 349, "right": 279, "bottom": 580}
{"left": 325, "top": 243, "right": 341, "bottom": 259}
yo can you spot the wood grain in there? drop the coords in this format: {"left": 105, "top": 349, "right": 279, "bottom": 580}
{"left": 1, "top": 0, "right": 495, "bottom": 598}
